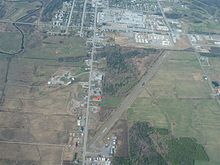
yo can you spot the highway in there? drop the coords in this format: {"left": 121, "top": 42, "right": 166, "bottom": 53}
{"left": 156, "top": 0, "right": 174, "bottom": 44}
{"left": 101, "top": 25, "right": 170, "bottom": 35}
{"left": 80, "top": 0, "right": 88, "bottom": 37}
{"left": 89, "top": 50, "right": 167, "bottom": 149}
{"left": 82, "top": 1, "right": 98, "bottom": 164}
{"left": 65, "top": 0, "right": 76, "bottom": 34}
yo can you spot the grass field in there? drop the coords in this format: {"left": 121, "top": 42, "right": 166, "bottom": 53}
{"left": 0, "top": 54, "right": 85, "bottom": 165}
{"left": 170, "top": 0, "right": 220, "bottom": 33}
{"left": 1, "top": 30, "right": 86, "bottom": 58}
{"left": 188, "top": 21, "right": 220, "bottom": 34}
{"left": 100, "top": 96, "right": 123, "bottom": 108}
{"left": 0, "top": 32, "right": 21, "bottom": 53}
{"left": 3, "top": 0, "right": 42, "bottom": 21}
{"left": 24, "top": 35, "right": 87, "bottom": 59}
{"left": 128, "top": 51, "right": 220, "bottom": 165}
{"left": 0, "top": 29, "right": 88, "bottom": 164}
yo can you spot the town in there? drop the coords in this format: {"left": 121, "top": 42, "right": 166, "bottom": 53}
{"left": 47, "top": 0, "right": 220, "bottom": 164}
{"left": 0, "top": 0, "right": 220, "bottom": 165}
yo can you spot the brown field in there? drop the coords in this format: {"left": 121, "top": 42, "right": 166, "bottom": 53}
{"left": 0, "top": 55, "right": 81, "bottom": 164}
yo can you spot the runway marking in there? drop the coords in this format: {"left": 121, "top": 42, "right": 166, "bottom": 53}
{"left": 102, "top": 127, "right": 107, "bottom": 133}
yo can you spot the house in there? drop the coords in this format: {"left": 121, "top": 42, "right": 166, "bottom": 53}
{"left": 92, "top": 96, "right": 102, "bottom": 101}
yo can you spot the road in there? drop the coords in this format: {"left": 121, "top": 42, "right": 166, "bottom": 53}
{"left": 0, "top": 19, "right": 79, "bottom": 28}
{"left": 0, "top": 140, "right": 65, "bottom": 147}
{"left": 156, "top": 0, "right": 174, "bottom": 44}
{"left": 101, "top": 26, "right": 169, "bottom": 35}
{"left": 80, "top": 0, "right": 88, "bottom": 37}
{"left": 89, "top": 50, "right": 167, "bottom": 150}
{"left": 195, "top": 53, "right": 220, "bottom": 107}
{"left": 65, "top": 0, "right": 76, "bottom": 34}
{"left": 82, "top": 1, "right": 98, "bottom": 164}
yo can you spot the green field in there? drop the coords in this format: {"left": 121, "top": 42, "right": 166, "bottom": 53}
{"left": 0, "top": 31, "right": 86, "bottom": 58}
{"left": 100, "top": 96, "right": 123, "bottom": 108}
{"left": 128, "top": 51, "right": 220, "bottom": 165}
{"left": 24, "top": 35, "right": 86, "bottom": 59}
{"left": 170, "top": 0, "right": 220, "bottom": 33}
{"left": 3, "top": 0, "right": 42, "bottom": 21}
{"left": 188, "top": 21, "right": 220, "bottom": 34}
{"left": 0, "top": 32, "right": 21, "bottom": 53}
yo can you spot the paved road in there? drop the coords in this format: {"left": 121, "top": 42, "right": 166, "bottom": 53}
{"left": 0, "top": 19, "right": 79, "bottom": 28}
{"left": 89, "top": 50, "right": 167, "bottom": 150}
{"left": 156, "top": 0, "right": 174, "bottom": 44}
{"left": 195, "top": 53, "right": 220, "bottom": 107}
{"left": 80, "top": 0, "right": 88, "bottom": 37}
{"left": 101, "top": 26, "right": 169, "bottom": 35}
{"left": 65, "top": 0, "right": 76, "bottom": 34}
{"left": 82, "top": 1, "right": 98, "bottom": 164}
{"left": 0, "top": 140, "right": 65, "bottom": 147}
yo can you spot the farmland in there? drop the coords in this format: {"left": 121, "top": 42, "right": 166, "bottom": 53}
{"left": 164, "top": 0, "right": 220, "bottom": 34}
{"left": 1, "top": 0, "right": 42, "bottom": 21}
{"left": 0, "top": 26, "right": 88, "bottom": 164}
{"left": 24, "top": 34, "right": 87, "bottom": 59}
{"left": 0, "top": 31, "right": 21, "bottom": 53}
{"left": 0, "top": 57, "right": 76, "bottom": 165}
{"left": 1, "top": 0, "right": 220, "bottom": 164}
{"left": 128, "top": 51, "right": 220, "bottom": 165}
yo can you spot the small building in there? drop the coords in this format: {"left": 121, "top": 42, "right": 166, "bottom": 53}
{"left": 77, "top": 120, "right": 81, "bottom": 126}
{"left": 92, "top": 96, "right": 102, "bottom": 101}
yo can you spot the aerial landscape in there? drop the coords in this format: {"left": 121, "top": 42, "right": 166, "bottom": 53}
{"left": 0, "top": 0, "right": 220, "bottom": 165}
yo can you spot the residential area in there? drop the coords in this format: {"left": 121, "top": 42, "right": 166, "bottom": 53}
{"left": 0, "top": 0, "right": 220, "bottom": 165}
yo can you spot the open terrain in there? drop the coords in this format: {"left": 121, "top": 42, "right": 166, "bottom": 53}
{"left": 24, "top": 33, "right": 87, "bottom": 59}
{"left": 128, "top": 51, "right": 220, "bottom": 165}
{"left": 1, "top": 0, "right": 42, "bottom": 21}
{"left": 165, "top": 0, "right": 220, "bottom": 34}
{"left": 0, "top": 56, "right": 76, "bottom": 165}
{"left": 0, "top": 31, "right": 21, "bottom": 53}
{"left": 1, "top": 0, "right": 220, "bottom": 164}
{"left": 0, "top": 26, "right": 87, "bottom": 164}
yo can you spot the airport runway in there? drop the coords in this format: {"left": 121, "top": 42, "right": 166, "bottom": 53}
{"left": 88, "top": 50, "right": 167, "bottom": 150}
